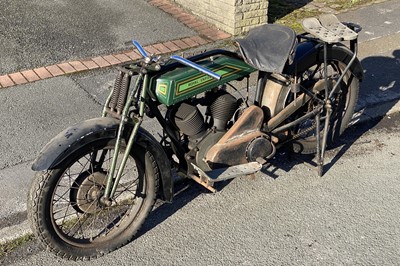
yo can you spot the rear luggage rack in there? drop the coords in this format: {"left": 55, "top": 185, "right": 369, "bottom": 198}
{"left": 302, "top": 14, "right": 358, "bottom": 43}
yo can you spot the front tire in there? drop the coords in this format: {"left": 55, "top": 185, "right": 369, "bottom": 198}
{"left": 28, "top": 138, "right": 159, "bottom": 260}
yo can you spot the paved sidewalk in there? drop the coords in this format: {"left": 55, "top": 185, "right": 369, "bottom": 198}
{"left": 0, "top": 0, "right": 230, "bottom": 88}
{"left": 0, "top": 0, "right": 399, "bottom": 249}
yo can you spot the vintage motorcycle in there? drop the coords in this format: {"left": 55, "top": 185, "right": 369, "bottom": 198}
{"left": 28, "top": 14, "right": 363, "bottom": 259}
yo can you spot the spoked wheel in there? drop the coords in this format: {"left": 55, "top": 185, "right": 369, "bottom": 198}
{"left": 28, "top": 139, "right": 159, "bottom": 260}
{"left": 283, "top": 57, "right": 359, "bottom": 154}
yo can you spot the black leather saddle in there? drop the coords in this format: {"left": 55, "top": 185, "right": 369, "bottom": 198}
{"left": 236, "top": 24, "right": 297, "bottom": 74}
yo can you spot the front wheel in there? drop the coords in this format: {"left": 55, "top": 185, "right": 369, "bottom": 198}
{"left": 28, "top": 138, "right": 159, "bottom": 260}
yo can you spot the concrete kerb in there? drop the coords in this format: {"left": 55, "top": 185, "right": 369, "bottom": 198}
{"left": 0, "top": 35, "right": 220, "bottom": 89}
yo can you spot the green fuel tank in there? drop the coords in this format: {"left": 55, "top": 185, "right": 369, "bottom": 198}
{"left": 152, "top": 55, "right": 255, "bottom": 106}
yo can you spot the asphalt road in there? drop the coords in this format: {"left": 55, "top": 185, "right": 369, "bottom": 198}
{"left": 0, "top": 0, "right": 195, "bottom": 74}
{"left": 2, "top": 112, "right": 400, "bottom": 265}
{"left": 0, "top": 0, "right": 399, "bottom": 264}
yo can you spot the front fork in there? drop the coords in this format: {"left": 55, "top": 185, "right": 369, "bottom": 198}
{"left": 100, "top": 73, "right": 148, "bottom": 206}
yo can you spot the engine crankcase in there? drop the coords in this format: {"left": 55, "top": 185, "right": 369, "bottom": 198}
{"left": 205, "top": 105, "right": 273, "bottom": 169}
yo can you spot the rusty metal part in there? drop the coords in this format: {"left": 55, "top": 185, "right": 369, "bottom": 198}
{"left": 189, "top": 174, "right": 217, "bottom": 193}
{"left": 217, "top": 105, "right": 263, "bottom": 143}
{"left": 189, "top": 161, "right": 262, "bottom": 192}
{"left": 271, "top": 105, "right": 322, "bottom": 134}
{"left": 276, "top": 123, "right": 317, "bottom": 149}
{"left": 195, "top": 131, "right": 225, "bottom": 171}
{"left": 246, "top": 136, "right": 274, "bottom": 162}
{"left": 207, "top": 131, "right": 266, "bottom": 168}
{"left": 266, "top": 92, "right": 309, "bottom": 131}
{"left": 205, "top": 106, "right": 265, "bottom": 167}
{"left": 74, "top": 172, "right": 107, "bottom": 214}
{"left": 197, "top": 162, "right": 262, "bottom": 182}
{"left": 266, "top": 79, "right": 327, "bottom": 132}
{"left": 109, "top": 71, "right": 124, "bottom": 110}
{"left": 117, "top": 73, "right": 131, "bottom": 114}
{"left": 261, "top": 74, "right": 290, "bottom": 119}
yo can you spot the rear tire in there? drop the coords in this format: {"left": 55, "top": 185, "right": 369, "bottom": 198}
{"left": 28, "top": 138, "right": 159, "bottom": 260}
{"left": 268, "top": 49, "right": 360, "bottom": 154}
{"left": 291, "top": 60, "right": 359, "bottom": 154}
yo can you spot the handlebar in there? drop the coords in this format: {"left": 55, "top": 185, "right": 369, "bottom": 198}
{"left": 170, "top": 55, "right": 221, "bottom": 80}
{"left": 129, "top": 40, "right": 221, "bottom": 81}
{"left": 132, "top": 40, "right": 149, "bottom": 58}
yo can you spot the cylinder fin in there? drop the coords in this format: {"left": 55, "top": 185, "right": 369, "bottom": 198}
{"left": 174, "top": 103, "right": 206, "bottom": 138}
{"left": 210, "top": 93, "right": 237, "bottom": 131}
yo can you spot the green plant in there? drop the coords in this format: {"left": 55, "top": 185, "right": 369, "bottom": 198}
{"left": 0, "top": 234, "right": 34, "bottom": 257}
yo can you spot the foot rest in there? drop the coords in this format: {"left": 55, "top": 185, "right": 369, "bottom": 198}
{"left": 302, "top": 14, "right": 358, "bottom": 43}
{"left": 192, "top": 162, "right": 262, "bottom": 182}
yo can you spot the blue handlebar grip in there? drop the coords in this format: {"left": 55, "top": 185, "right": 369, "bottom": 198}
{"left": 132, "top": 40, "right": 148, "bottom": 58}
{"left": 170, "top": 55, "right": 221, "bottom": 80}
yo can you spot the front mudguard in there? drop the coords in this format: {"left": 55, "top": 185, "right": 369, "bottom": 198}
{"left": 32, "top": 117, "right": 173, "bottom": 202}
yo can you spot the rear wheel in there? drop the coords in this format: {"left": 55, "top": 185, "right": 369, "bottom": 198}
{"left": 28, "top": 139, "right": 159, "bottom": 260}
{"left": 269, "top": 52, "right": 359, "bottom": 154}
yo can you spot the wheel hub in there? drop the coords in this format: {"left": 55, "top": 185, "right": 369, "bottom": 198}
{"left": 71, "top": 171, "right": 108, "bottom": 214}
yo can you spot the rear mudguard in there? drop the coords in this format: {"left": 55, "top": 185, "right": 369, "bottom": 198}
{"left": 32, "top": 117, "right": 173, "bottom": 202}
{"left": 288, "top": 41, "right": 364, "bottom": 80}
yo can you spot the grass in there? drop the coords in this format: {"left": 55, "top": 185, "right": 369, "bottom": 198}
{"left": 321, "top": 0, "right": 367, "bottom": 9}
{"left": 272, "top": 7, "right": 321, "bottom": 32}
{"left": 0, "top": 234, "right": 34, "bottom": 258}
{"left": 269, "top": 0, "right": 386, "bottom": 32}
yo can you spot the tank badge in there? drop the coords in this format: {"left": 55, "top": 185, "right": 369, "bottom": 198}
{"left": 157, "top": 83, "right": 168, "bottom": 95}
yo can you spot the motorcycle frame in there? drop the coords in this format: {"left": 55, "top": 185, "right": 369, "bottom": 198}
{"left": 100, "top": 36, "right": 359, "bottom": 202}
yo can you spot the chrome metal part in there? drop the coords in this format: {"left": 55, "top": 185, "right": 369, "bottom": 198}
{"left": 132, "top": 40, "right": 148, "bottom": 58}
{"left": 170, "top": 55, "right": 221, "bottom": 80}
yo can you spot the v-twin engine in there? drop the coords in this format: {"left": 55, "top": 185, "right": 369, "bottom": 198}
{"left": 172, "top": 90, "right": 274, "bottom": 171}
{"left": 174, "top": 90, "right": 237, "bottom": 143}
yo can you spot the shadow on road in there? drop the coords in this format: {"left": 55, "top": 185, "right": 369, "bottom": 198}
{"left": 135, "top": 180, "right": 204, "bottom": 239}
{"left": 268, "top": 0, "right": 312, "bottom": 23}
{"left": 324, "top": 49, "right": 400, "bottom": 172}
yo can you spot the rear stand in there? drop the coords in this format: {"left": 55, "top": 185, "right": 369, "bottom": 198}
{"left": 302, "top": 14, "right": 359, "bottom": 176}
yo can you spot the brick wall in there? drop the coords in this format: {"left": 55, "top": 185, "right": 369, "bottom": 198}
{"left": 173, "top": 0, "right": 268, "bottom": 35}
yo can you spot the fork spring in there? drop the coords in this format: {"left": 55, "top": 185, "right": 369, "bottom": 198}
{"left": 109, "top": 71, "right": 124, "bottom": 110}
{"left": 116, "top": 73, "right": 131, "bottom": 114}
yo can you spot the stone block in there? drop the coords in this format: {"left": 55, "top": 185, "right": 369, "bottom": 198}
{"left": 173, "top": 0, "right": 268, "bottom": 35}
